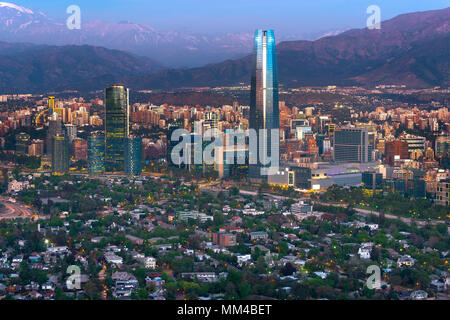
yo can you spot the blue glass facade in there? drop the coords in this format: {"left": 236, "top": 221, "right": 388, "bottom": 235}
{"left": 125, "top": 137, "right": 142, "bottom": 175}
{"left": 88, "top": 134, "right": 105, "bottom": 174}
{"left": 249, "top": 29, "right": 280, "bottom": 182}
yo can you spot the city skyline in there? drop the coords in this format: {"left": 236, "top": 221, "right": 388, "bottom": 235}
{"left": 0, "top": 0, "right": 448, "bottom": 308}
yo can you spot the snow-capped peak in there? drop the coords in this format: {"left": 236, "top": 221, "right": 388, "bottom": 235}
{"left": 0, "top": 2, "right": 34, "bottom": 14}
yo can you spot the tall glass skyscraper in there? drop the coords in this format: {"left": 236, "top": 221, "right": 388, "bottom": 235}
{"left": 52, "top": 134, "right": 69, "bottom": 175}
{"left": 248, "top": 29, "right": 280, "bottom": 182}
{"left": 105, "top": 85, "right": 129, "bottom": 171}
{"left": 88, "top": 133, "right": 105, "bottom": 174}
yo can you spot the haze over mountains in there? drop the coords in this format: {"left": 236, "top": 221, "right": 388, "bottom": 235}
{"left": 0, "top": 2, "right": 449, "bottom": 93}
{"left": 137, "top": 7, "right": 450, "bottom": 90}
{"left": 0, "top": 1, "right": 331, "bottom": 68}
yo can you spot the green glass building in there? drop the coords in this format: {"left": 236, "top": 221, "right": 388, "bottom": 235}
{"left": 52, "top": 134, "right": 69, "bottom": 175}
{"left": 105, "top": 85, "right": 129, "bottom": 171}
{"left": 88, "top": 133, "right": 105, "bottom": 174}
{"left": 15, "top": 132, "right": 31, "bottom": 155}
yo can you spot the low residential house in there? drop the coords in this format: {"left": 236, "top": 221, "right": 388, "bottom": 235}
{"left": 130, "top": 251, "right": 145, "bottom": 260}
{"left": 28, "top": 254, "right": 41, "bottom": 264}
{"left": 219, "top": 226, "right": 244, "bottom": 233}
{"left": 410, "top": 290, "right": 428, "bottom": 300}
{"left": 125, "top": 235, "right": 144, "bottom": 245}
{"left": 112, "top": 272, "right": 136, "bottom": 282}
{"left": 237, "top": 254, "right": 252, "bottom": 266}
{"left": 12, "top": 255, "right": 24, "bottom": 264}
{"left": 113, "top": 278, "right": 139, "bottom": 299}
{"left": 154, "top": 244, "right": 173, "bottom": 252}
{"left": 358, "top": 242, "right": 374, "bottom": 260}
{"left": 314, "top": 271, "right": 329, "bottom": 279}
{"left": 47, "top": 246, "right": 69, "bottom": 254}
{"left": 397, "top": 255, "right": 415, "bottom": 267}
{"left": 181, "top": 272, "right": 218, "bottom": 283}
{"left": 41, "top": 282, "right": 55, "bottom": 291}
{"left": 142, "top": 257, "right": 156, "bottom": 269}
{"left": 104, "top": 252, "right": 123, "bottom": 265}
{"left": 250, "top": 231, "right": 269, "bottom": 241}
{"left": 146, "top": 275, "right": 165, "bottom": 290}
{"left": 430, "top": 279, "right": 446, "bottom": 292}
{"left": 8, "top": 180, "right": 30, "bottom": 193}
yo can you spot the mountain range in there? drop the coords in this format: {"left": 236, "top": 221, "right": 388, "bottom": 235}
{"left": 0, "top": 3, "right": 449, "bottom": 93}
{"left": 134, "top": 6, "right": 450, "bottom": 90}
{"left": 0, "top": 2, "right": 335, "bottom": 67}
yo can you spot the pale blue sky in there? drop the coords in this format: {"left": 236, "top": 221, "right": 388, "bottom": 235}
{"left": 11, "top": 0, "right": 450, "bottom": 35}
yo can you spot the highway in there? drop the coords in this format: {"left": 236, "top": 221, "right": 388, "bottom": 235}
{"left": 0, "top": 200, "right": 34, "bottom": 220}
{"left": 312, "top": 201, "right": 449, "bottom": 232}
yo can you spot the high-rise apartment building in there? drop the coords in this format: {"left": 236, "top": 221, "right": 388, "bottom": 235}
{"left": 72, "top": 138, "right": 88, "bottom": 161}
{"left": 65, "top": 124, "right": 78, "bottom": 144}
{"left": 385, "top": 140, "right": 409, "bottom": 166}
{"left": 436, "top": 179, "right": 450, "bottom": 206}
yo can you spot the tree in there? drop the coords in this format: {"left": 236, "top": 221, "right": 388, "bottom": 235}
{"left": 281, "top": 262, "right": 297, "bottom": 276}
{"left": 238, "top": 281, "right": 250, "bottom": 299}
{"left": 292, "top": 283, "right": 310, "bottom": 300}
{"left": 136, "top": 287, "right": 149, "bottom": 300}
{"left": 83, "top": 280, "right": 101, "bottom": 300}
{"left": 255, "top": 256, "right": 267, "bottom": 274}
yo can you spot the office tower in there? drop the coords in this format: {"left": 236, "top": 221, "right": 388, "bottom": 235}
{"left": 28, "top": 139, "right": 44, "bottom": 156}
{"left": 124, "top": 137, "right": 142, "bottom": 175}
{"left": 105, "top": 85, "right": 129, "bottom": 171}
{"left": 166, "top": 121, "right": 183, "bottom": 167}
{"left": 46, "top": 114, "right": 63, "bottom": 156}
{"left": 333, "top": 128, "right": 369, "bottom": 163}
{"left": 241, "top": 106, "right": 250, "bottom": 119}
{"left": 204, "top": 112, "right": 220, "bottom": 130}
{"left": 290, "top": 118, "right": 309, "bottom": 131}
{"left": 72, "top": 138, "right": 88, "bottom": 161}
{"left": 15, "top": 132, "right": 31, "bottom": 155}
{"left": 248, "top": 29, "right": 280, "bottom": 182}
{"left": 436, "top": 179, "right": 450, "bottom": 206}
{"left": 65, "top": 124, "right": 77, "bottom": 144}
{"left": 48, "top": 96, "right": 55, "bottom": 115}
{"left": 435, "top": 134, "right": 450, "bottom": 157}
{"left": 52, "top": 134, "right": 69, "bottom": 174}
{"left": 362, "top": 171, "right": 383, "bottom": 196}
{"left": 400, "top": 134, "right": 426, "bottom": 153}
{"left": 88, "top": 133, "right": 105, "bottom": 174}
{"left": 385, "top": 140, "right": 409, "bottom": 166}
{"left": 53, "top": 107, "right": 66, "bottom": 122}
{"left": 318, "top": 116, "right": 331, "bottom": 134}
{"left": 316, "top": 134, "right": 327, "bottom": 155}
{"left": 368, "top": 131, "right": 375, "bottom": 162}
